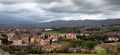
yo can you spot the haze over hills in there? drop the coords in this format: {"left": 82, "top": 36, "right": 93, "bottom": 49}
{"left": 39, "top": 19, "right": 120, "bottom": 27}
{"left": 0, "top": 19, "right": 120, "bottom": 27}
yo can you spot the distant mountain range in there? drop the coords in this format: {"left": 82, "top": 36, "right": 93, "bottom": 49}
{"left": 39, "top": 19, "right": 120, "bottom": 27}
{"left": 0, "top": 19, "right": 120, "bottom": 27}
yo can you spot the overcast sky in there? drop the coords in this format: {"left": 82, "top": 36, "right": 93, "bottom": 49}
{"left": 0, "top": 0, "right": 120, "bottom": 23}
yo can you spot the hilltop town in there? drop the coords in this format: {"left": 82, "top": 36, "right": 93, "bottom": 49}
{"left": 0, "top": 24, "right": 120, "bottom": 55}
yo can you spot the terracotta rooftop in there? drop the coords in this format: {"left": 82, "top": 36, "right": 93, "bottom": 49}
{"left": 42, "top": 46, "right": 54, "bottom": 49}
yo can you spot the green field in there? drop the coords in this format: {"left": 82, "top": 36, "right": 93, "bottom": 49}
{"left": 95, "top": 46, "right": 107, "bottom": 55}
{"left": 12, "top": 53, "right": 96, "bottom": 55}
{"left": 28, "top": 53, "right": 96, "bottom": 55}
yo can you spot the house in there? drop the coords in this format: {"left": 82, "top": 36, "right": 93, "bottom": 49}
{"left": 53, "top": 43, "right": 64, "bottom": 49}
{"left": 8, "top": 37, "right": 19, "bottom": 41}
{"left": 79, "top": 33, "right": 84, "bottom": 36}
{"left": 39, "top": 35, "right": 45, "bottom": 39}
{"left": 79, "top": 33, "right": 90, "bottom": 37}
{"left": 0, "top": 29, "right": 8, "bottom": 34}
{"left": 21, "top": 34, "right": 29, "bottom": 45}
{"left": 42, "top": 45, "right": 55, "bottom": 52}
{"left": 105, "top": 32, "right": 118, "bottom": 35}
{"left": 34, "top": 36, "right": 40, "bottom": 44}
{"left": 12, "top": 40, "right": 22, "bottom": 46}
{"left": 69, "top": 47, "right": 79, "bottom": 53}
{"left": 0, "top": 35, "right": 3, "bottom": 38}
{"left": 7, "top": 33, "right": 15, "bottom": 37}
{"left": 105, "top": 32, "right": 120, "bottom": 41}
{"left": 40, "top": 39, "right": 50, "bottom": 45}
{"left": 84, "top": 33, "right": 90, "bottom": 36}
{"left": 30, "top": 36, "right": 41, "bottom": 45}
{"left": 7, "top": 36, "right": 22, "bottom": 46}
{"left": 66, "top": 33, "right": 77, "bottom": 39}
{"left": 50, "top": 35, "right": 58, "bottom": 42}
{"left": 108, "top": 37, "right": 119, "bottom": 41}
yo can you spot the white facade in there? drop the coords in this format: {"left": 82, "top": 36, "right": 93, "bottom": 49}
{"left": 12, "top": 40, "right": 22, "bottom": 45}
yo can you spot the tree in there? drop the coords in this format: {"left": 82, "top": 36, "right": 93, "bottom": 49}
{"left": 76, "top": 35, "right": 84, "bottom": 40}
{"left": 88, "top": 34, "right": 108, "bottom": 43}
{"left": 44, "top": 34, "right": 49, "bottom": 39}
{"left": 52, "top": 27, "right": 81, "bottom": 33}
{"left": 109, "top": 27, "right": 120, "bottom": 32}
{"left": 85, "top": 28, "right": 101, "bottom": 31}
{"left": 81, "top": 41, "right": 97, "bottom": 52}
{"left": 56, "top": 47, "right": 69, "bottom": 53}
{"left": 50, "top": 38, "right": 53, "bottom": 45}
{"left": 37, "top": 32, "right": 42, "bottom": 35}
{"left": 0, "top": 38, "right": 13, "bottom": 45}
{"left": 1, "top": 34, "right": 8, "bottom": 39}
{"left": 70, "top": 40, "right": 84, "bottom": 47}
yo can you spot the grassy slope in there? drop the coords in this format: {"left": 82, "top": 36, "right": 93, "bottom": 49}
{"left": 28, "top": 53, "right": 96, "bottom": 55}
{"left": 95, "top": 46, "right": 107, "bottom": 55}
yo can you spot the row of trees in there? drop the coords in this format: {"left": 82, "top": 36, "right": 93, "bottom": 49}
{"left": 52, "top": 27, "right": 81, "bottom": 33}
{"left": 58, "top": 38, "right": 97, "bottom": 53}
{"left": 76, "top": 33, "right": 114, "bottom": 43}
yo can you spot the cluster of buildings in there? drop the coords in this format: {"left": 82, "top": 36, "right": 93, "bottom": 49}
{"left": 0, "top": 28, "right": 120, "bottom": 52}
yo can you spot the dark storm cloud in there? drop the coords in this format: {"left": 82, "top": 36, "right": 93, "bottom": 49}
{"left": 104, "top": 0, "right": 120, "bottom": 11}
{"left": 34, "top": 0, "right": 62, "bottom": 3}
{"left": 46, "top": 7, "right": 102, "bottom": 14}
{"left": 72, "top": 0, "right": 89, "bottom": 7}
{"left": 105, "top": 0, "right": 120, "bottom": 5}
{"left": 44, "top": 0, "right": 104, "bottom": 14}
{"left": 45, "top": 0, "right": 120, "bottom": 14}
{"left": 0, "top": 0, "right": 62, "bottom": 4}
{"left": 0, "top": 13, "right": 27, "bottom": 24}
{"left": 0, "top": 0, "right": 120, "bottom": 22}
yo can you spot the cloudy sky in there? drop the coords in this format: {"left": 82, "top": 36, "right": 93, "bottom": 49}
{"left": 0, "top": 0, "right": 120, "bottom": 23}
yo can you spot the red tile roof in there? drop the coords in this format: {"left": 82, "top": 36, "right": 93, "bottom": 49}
{"left": 42, "top": 46, "right": 54, "bottom": 49}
